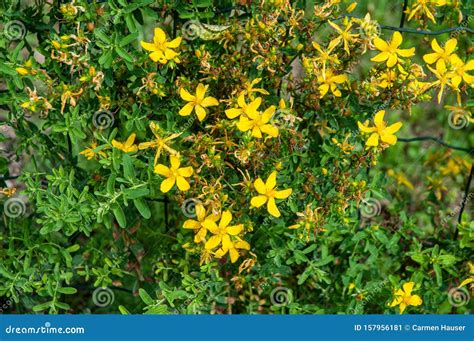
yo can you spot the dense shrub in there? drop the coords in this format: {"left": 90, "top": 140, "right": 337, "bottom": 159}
{"left": 0, "top": 0, "right": 472, "bottom": 314}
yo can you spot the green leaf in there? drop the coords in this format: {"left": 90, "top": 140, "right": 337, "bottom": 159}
{"left": 134, "top": 198, "right": 151, "bottom": 219}
{"left": 113, "top": 205, "right": 126, "bottom": 228}
{"left": 0, "top": 64, "right": 16, "bottom": 76}
{"left": 144, "top": 305, "right": 169, "bottom": 314}
{"left": 58, "top": 287, "right": 77, "bottom": 295}
{"left": 123, "top": 186, "right": 149, "bottom": 199}
{"left": 138, "top": 288, "right": 154, "bottom": 305}
{"left": 66, "top": 244, "right": 80, "bottom": 253}
{"left": 32, "top": 302, "right": 52, "bottom": 312}
{"left": 115, "top": 47, "right": 134, "bottom": 63}
{"left": 122, "top": 153, "right": 135, "bottom": 180}
{"left": 95, "top": 30, "right": 112, "bottom": 45}
{"left": 119, "top": 305, "right": 130, "bottom": 314}
{"left": 98, "top": 49, "right": 114, "bottom": 66}
{"left": 119, "top": 32, "right": 139, "bottom": 47}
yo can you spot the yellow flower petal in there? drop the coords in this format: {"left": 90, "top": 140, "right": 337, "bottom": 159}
{"left": 177, "top": 166, "right": 193, "bottom": 177}
{"left": 205, "top": 235, "right": 221, "bottom": 250}
{"left": 160, "top": 177, "right": 175, "bottom": 193}
{"left": 373, "top": 37, "right": 389, "bottom": 51}
{"left": 267, "top": 197, "right": 280, "bottom": 217}
{"left": 195, "top": 105, "right": 207, "bottom": 121}
{"left": 195, "top": 83, "right": 207, "bottom": 100}
{"left": 274, "top": 188, "right": 292, "bottom": 199}
{"left": 266, "top": 171, "right": 277, "bottom": 190}
{"left": 225, "top": 108, "right": 242, "bottom": 119}
{"left": 179, "top": 103, "right": 194, "bottom": 117}
{"left": 183, "top": 219, "right": 200, "bottom": 229}
{"left": 153, "top": 27, "right": 167, "bottom": 44}
{"left": 154, "top": 164, "right": 171, "bottom": 176}
{"left": 423, "top": 53, "right": 439, "bottom": 64}
{"left": 366, "top": 133, "right": 379, "bottom": 146}
{"left": 180, "top": 88, "right": 195, "bottom": 101}
{"left": 251, "top": 195, "right": 267, "bottom": 208}
{"left": 219, "top": 210, "right": 232, "bottom": 228}
{"left": 390, "top": 31, "right": 403, "bottom": 49}
{"left": 371, "top": 51, "right": 389, "bottom": 63}
{"left": 201, "top": 96, "right": 219, "bottom": 107}
{"left": 254, "top": 178, "right": 267, "bottom": 194}
{"left": 374, "top": 110, "right": 385, "bottom": 127}
{"left": 176, "top": 176, "right": 190, "bottom": 191}
{"left": 227, "top": 224, "right": 243, "bottom": 235}
{"left": 167, "top": 37, "right": 182, "bottom": 48}
{"left": 402, "top": 282, "right": 414, "bottom": 296}
{"left": 408, "top": 295, "right": 422, "bottom": 306}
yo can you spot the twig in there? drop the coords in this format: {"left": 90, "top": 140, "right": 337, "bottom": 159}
{"left": 398, "top": 136, "right": 474, "bottom": 153}
{"left": 455, "top": 162, "right": 473, "bottom": 239}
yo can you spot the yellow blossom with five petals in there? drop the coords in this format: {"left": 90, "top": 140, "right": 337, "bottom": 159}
{"left": 154, "top": 155, "right": 193, "bottom": 193}
{"left": 140, "top": 27, "right": 181, "bottom": 64}
{"left": 358, "top": 110, "right": 402, "bottom": 147}
{"left": 179, "top": 83, "right": 219, "bottom": 121}
{"left": 203, "top": 210, "right": 244, "bottom": 250}
{"left": 236, "top": 99, "right": 278, "bottom": 138}
{"left": 112, "top": 133, "right": 138, "bottom": 153}
{"left": 183, "top": 204, "right": 219, "bottom": 244}
{"left": 250, "top": 171, "right": 293, "bottom": 217}
{"left": 389, "top": 282, "right": 423, "bottom": 314}
{"left": 215, "top": 237, "right": 250, "bottom": 263}
{"left": 371, "top": 32, "right": 415, "bottom": 68}
{"left": 423, "top": 38, "right": 457, "bottom": 70}
{"left": 138, "top": 122, "right": 181, "bottom": 166}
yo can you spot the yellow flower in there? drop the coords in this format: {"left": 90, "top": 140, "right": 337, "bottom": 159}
{"left": 154, "top": 155, "right": 193, "bottom": 193}
{"left": 225, "top": 93, "right": 261, "bottom": 119}
{"left": 16, "top": 67, "right": 29, "bottom": 76}
{"left": 318, "top": 69, "right": 347, "bottom": 98}
{"left": 423, "top": 38, "right": 457, "bottom": 70}
{"left": 387, "top": 169, "right": 414, "bottom": 190}
{"left": 459, "top": 262, "right": 474, "bottom": 290}
{"left": 215, "top": 237, "right": 250, "bottom": 263}
{"left": 140, "top": 27, "right": 181, "bottom": 64}
{"left": 371, "top": 32, "right": 415, "bottom": 68}
{"left": 427, "top": 62, "right": 455, "bottom": 103}
{"left": 79, "top": 142, "right": 107, "bottom": 160}
{"left": 358, "top": 110, "right": 402, "bottom": 148}
{"left": 112, "top": 133, "right": 138, "bottom": 153}
{"left": 203, "top": 210, "right": 244, "bottom": 250}
{"left": 179, "top": 83, "right": 219, "bottom": 121}
{"left": 236, "top": 99, "right": 278, "bottom": 138}
{"left": 377, "top": 69, "right": 397, "bottom": 89}
{"left": 240, "top": 78, "right": 269, "bottom": 98}
{"left": 328, "top": 18, "right": 359, "bottom": 55}
{"left": 450, "top": 55, "right": 474, "bottom": 88}
{"left": 250, "top": 171, "right": 292, "bottom": 218}
{"left": 389, "top": 282, "right": 423, "bottom": 314}
{"left": 183, "top": 203, "right": 219, "bottom": 244}
{"left": 312, "top": 40, "right": 340, "bottom": 74}
{"left": 407, "top": 0, "right": 446, "bottom": 23}
{"left": 138, "top": 122, "right": 181, "bottom": 166}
